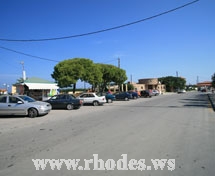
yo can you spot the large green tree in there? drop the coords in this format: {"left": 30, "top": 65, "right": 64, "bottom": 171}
{"left": 52, "top": 58, "right": 93, "bottom": 93}
{"left": 83, "top": 62, "right": 103, "bottom": 91}
{"left": 159, "top": 76, "right": 186, "bottom": 92}
{"left": 72, "top": 58, "right": 102, "bottom": 91}
{"left": 52, "top": 58, "right": 127, "bottom": 93}
{"left": 52, "top": 59, "right": 83, "bottom": 90}
{"left": 96, "top": 64, "right": 127, "bottom": 92}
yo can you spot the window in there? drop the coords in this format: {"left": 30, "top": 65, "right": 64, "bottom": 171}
{"left": 59, "top": 95, "right": 66, "bottom": 99}
{"left": 70, "top": 95, "right": 76, "bottom": 99}
{"left": 51, "top": 95, "right": 58, "bottom": 100}
{"left": 89, "top": 94, "right": 95, "bottom": 97}
{"left": 80, "top": 94, "right": 88, "bottom": 98}
{"left": 0, "top": 96, "right": 7, "bottom": 103}
{"left": 9, "top": 97, "right": 20, "bottom": 103}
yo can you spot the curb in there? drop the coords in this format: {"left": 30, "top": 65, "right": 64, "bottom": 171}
{"left": 207, "top": 94, "right": 215, "bottom": 112}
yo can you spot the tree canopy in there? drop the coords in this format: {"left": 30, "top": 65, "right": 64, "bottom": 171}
{"left": 159, "top": 76, "right": 186, "bottom": 92}
{"left": 52, "top": 58, "right": 127, "bottom": 93}
{"left": 96, "top": 63, "right": 127, "bottom": 92}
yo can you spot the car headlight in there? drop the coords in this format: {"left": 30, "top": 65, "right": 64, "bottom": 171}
{"left": 39, "top": 105, "right": 46, "bottom": 110}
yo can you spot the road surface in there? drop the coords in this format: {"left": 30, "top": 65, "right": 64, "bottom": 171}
{"left": 0, "top": 92, "right": 214, "bottom": 176}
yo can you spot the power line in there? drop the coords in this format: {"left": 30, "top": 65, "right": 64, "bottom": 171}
{"left": 0, "top": 45, "right": 120, "bottom": 64}
{"left": 0, "top": 45, "right": 60, "bottom": 62}
{"left": 0, "top": 0, "right": 199, "bottom": 42}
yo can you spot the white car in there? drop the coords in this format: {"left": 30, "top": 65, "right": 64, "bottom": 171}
{"left": 76, "top": 93, "right": 106, "bottom": 106}
{"left": 152, "top": 90, "right": 160, "bottom": 96}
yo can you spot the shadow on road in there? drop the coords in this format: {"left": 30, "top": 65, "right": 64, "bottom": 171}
{"left": 0, "top": 115, "right": 26, "bottom": 119}
{"left": 111, "top": 93, "right": 212, "bottom": 110}
{"left": 180, "top": 93, "right": 210, "bottom": 109}
{"left": 0, "top": 114, "right": 47, "bottom": 119}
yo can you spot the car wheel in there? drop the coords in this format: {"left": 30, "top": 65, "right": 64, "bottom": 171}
{"left": 133, "top": 96, "right": 137, "bottom": 99}
{"left": 93, "top": 101, "right": 99, "bottom": 106}
{"left": 125, "top": 97, "right": 128, "bottom": 101}
{"left": 107, "top": 99, "right": 112, "bottom": 103}
{"left": 28, "top": 108, "right": 38, "bottom": 118}
{"left": 66, "top": 104, "right": 74, "bottom": 110}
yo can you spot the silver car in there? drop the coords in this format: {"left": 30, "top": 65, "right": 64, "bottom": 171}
{"left": 0, "top": 95, "right": 52, "bottom": 118}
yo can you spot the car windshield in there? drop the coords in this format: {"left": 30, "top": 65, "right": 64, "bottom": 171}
{"left": 69, "top": 94, "right": 76, "bottom": 99}
{"left": 19, "top": 95, "right": 36, "bottom": 102}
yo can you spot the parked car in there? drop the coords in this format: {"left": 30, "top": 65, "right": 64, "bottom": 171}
{"left": 201, "top": 88, "right": 206, "bottom": 92}
{"left": 114, "top": 92, "right": 132, "bottom": 101}
{"left": 76, "top": 92, "right": 106, "bottom": 106}
{"left": 140, "top": 90, "right": 152, "bottom": 98}
{"left": 0, "top": 94, "right": 51, "bottom": 118}
{"left": 45, "top": 94, "right": 82, "bottom": 110}
{"left": 152, "top": 89, "right": 160, "bottom": 96}
{"left": 177, "top": 89, "right": 186, "bottom": 94}
{"left": 90, "top": 92, "right": 115, "bottom": 103}
{"left": 105, "top": 93, "right": 116, "bottom": 103}
{"left": 128, "top": 91, "right": 139, "bottom": 99}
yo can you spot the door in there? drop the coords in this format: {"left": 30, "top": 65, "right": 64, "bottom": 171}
{"left": 48, "top": 95, "right": 61, "bottom": 109}
{"left": 8, "top": 96, "right": 26, "bottom": 115}
{"left": 79, "top": 94, "right": 88, "bottom": 104}
{"left": 0, "top": 95, "right": 9, "bottom": 115}
{"left": 84, "top": 94, "right": 95, "bottom": 103}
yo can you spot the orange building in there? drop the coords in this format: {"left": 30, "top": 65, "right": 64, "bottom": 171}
{"left": 197, "top": 81, "right": 212, "bottom": 87}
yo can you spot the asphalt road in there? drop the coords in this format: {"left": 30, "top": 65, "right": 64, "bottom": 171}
{"left": 0, "top": 92, "right": 214, "bottom": 176}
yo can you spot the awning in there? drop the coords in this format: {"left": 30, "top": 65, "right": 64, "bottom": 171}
{"left": 24, "top": 83, "right": 59, "bottom": 90}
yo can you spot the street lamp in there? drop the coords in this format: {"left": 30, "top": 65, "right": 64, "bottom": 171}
{"left": 3, "top": 83, "right": 10, "bottom": 94}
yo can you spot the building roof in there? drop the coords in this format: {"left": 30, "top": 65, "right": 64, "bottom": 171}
{"left": 22, "top": 77, "right": 59, "bottom": 90}
{"left": 197, "top": 81, "right": 212, "bottom": 87}
{"left": 24, "top": 77, "right": 55, "bottom": 84}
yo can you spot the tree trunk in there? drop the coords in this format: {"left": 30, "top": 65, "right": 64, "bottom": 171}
{"left": 73, "top": 83, "right": 76, "bottom": 94}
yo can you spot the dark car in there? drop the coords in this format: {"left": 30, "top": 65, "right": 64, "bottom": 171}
{"left": 140, "top": 90, "right": 152, "bottom": 98}
{"left": 46, "top": 94, "right": 82, "bottom": 110}
{"left": 128, "top": 91, "right": 139, "bottom": 99}
{"left": 105, "top": 93, "right": 116, "bottom": 103}
{"left": 97, "top": 92, "right": 115, "bottom": 103}
{"left": 115, "top": 92, "right": 132, "bottom": 101}
{"left": 201, "top": 89, "right": 206, "bottom": 92}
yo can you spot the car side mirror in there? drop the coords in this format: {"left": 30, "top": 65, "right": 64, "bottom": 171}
{"left": 17, "top": 101, "right": 23, "bottom": 104}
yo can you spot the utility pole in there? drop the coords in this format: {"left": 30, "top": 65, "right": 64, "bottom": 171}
{"left": 20, "top": 61, "right": 26, "bottom": 81}
{"left": 176, "top": 71, "right": 179, "bottom": 92}
{"left": 130, "top": 74, "right": 132, "bottom": 84}
{"left": 21, "top": 61, "right": 24, "bottom": 70}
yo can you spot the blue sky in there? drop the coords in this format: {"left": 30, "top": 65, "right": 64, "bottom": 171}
{"left": 0, "top": 0, "right": 214, "bottom": 91}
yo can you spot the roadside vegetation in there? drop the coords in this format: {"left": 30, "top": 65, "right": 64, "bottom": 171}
{"left": 158, "top": 76, "right": 186, "bottom": 92}
{"left": 51, "top": 58, "right": 127, "bottom": 93}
